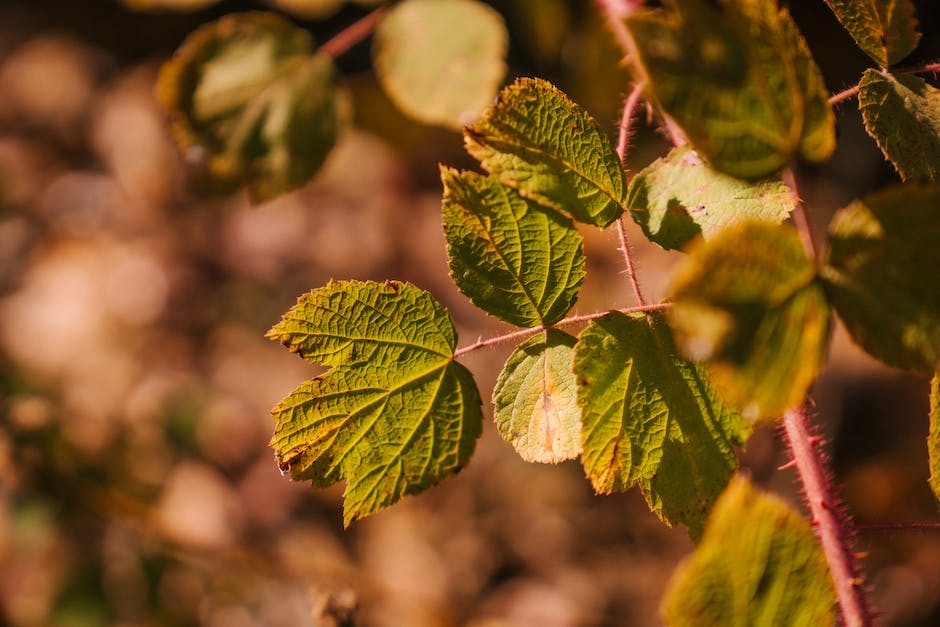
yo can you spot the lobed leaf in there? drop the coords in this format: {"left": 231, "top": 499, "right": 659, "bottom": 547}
{"left": 661, "top": 476, "right": 837, "bottom": 626}
{"left": 667, "top": 221, "right": 830, "bottom": 421}
{"left": 157, "top": 12, "right": 341, "bottom": 203}
{"left": 441, "top": 168, "right": 585, "bottom": 327}
{"left": 930, "top": 374, "right": 940, "bottom": 506}
{"left": 493, "top": 330, "right": 581, "bottom": 464}
{"left": 823, "top": 184, "right": 940, "bottom": 373}
{"left": 625, "top": 0, "right": 835, "bottom": 179}
{"left": 858, "top": 70, "right": 940, "bottom": 182}
{"left": 267, "top": 280, "right": 483, "bottom": 525}
{"left": 823, "top": 0, "right": 919, "bottom": 68}
{"left": 372, "top": 0, "right": 507, "bottom": 129}
{"left": 573, "top": 312, "right": 749, "bottom": 538}
{"left": 626, "top": 146, "right": 796, "bottom": 250}
{"left": 464, "top": 78, "right": 625, "bottom": 227}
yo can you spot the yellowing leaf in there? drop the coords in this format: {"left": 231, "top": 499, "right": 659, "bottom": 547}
{"left": 464, "top": 78, "right": 625, "bottom": 227}
{"left": 823, "top": 184, "right": 940, "bottom": 373}
{"left": 157, "top": 13, "right": 341, "bottom": 202}
{"left": 625, "top": 0, "right": 835, "bottom": 179}
{"left": 823, "top": 0, "right": 919, "bottom": 67}
{"left": 441, "top": 168, "right": 585, "bottom": 327}
{"left": 493, "top": 330, "right": 581, "bottom": 464}
{"left": 929, "top": 374, "right": 940, "bottom": 505}
{"left": 267, "top": 281, "right": 483, "bottom": 525}
{"left": 859, "top": 70, "right": 940, "bottom": 182}
{"left": 667, "top": 221, "right": 830, "bottom": 421}
{"left": 372, "top": 0, "right": 507, "bottom": 129}
{"left": 573, "top": 312, "right": 748, "bottom": 538}
{"left": 661, "top": 476, "right": 837, "bottom": 626}
{"left": 626, "top": 146, "right": 796, "bottom": 250}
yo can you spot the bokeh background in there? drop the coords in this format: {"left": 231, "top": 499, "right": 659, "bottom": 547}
{"left": 0, "top": 1, "right": 939, "bottom": 625}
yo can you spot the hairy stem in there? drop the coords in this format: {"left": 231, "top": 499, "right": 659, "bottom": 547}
{"left": 782, "top": 406, "right": 873, "bottom": 627}
{"left": 829, "top": 60, "right": 940, "bottom": 105}
{"left": 320, "top": 6, "right": 388, "bottom": 59}
{"left": 783, "top": 167, "right": 817, "bottom": 263}
{"left": 453, "top": 302, "right": 671, "bottom": 358}
{"left": 615, "top": 82, "right": 648, "bottom": 306}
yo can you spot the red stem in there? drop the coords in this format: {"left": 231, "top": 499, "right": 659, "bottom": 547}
{"left": 829, "top": 60, "right": 940, "bottom": 105}
{"left": 319, "top": 6, "right": 388, "bottom": 59}
{"left": 615, "top": 82, "right": 648, "bottom": 306}
{"left": 782, "top": 168, "right": 817, "bottom": 263}
{"left": 782, "top": 406, "right": 873, "bottom": 627}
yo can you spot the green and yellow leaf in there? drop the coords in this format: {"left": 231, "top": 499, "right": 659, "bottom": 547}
{"left": 157, "top": 12, "right": 341, "bottom": 203}
{"left": 493, "top": 330, "right": 581, "bottom": 464}
{"left": 823, "top": 0, "right": 919, "bottom": 68}
{"left": 929, "top": 374, "right": 940, "bottom": 505}
{"left": 464, "top": 78, "right": 625, "bottom": 227}
{"left": 626, "top": 146, "right": 796, "bottom": 250}
{"left": 661, "top": 476, "right": 837, "bottom": 626}
{"left": 441, "top": 168, "right": 585, "bottom": 327}
{"left": 823, "top": 184, "right": 940, "bottom": 373}
{"left": 267, "top": 280, "right": 483, "bottom": 525}
{"left": 573, "top": 312, "right": 749, "bottom": 538}
{"left": 667, "top": 221, "right": 830, "bottom": 421}
{"left": 625, "top": 0, "right": 835, "bottom": 179}
{"left": 372, "top": 0, "right": 507, "bottom": 129}
{"left": 859, "top": 70, "right": 940, "bottom": 182}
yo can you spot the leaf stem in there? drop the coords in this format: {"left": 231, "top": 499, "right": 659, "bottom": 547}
{"left": 783, "top": 167, "right": 817, "bottom": 263}
{"left": 614, "top": 81, "right": 649, "bottom": 306}
{"left": 453, "top": 302, "right": 671, "bottom": 358}
{"left": 829, "top": 60, "right": 940, "bottom": 105}
{"left": 319, "top": 6, "right": 388, "bottom": 59}
{"left": 857, "top": 522, "right": 940, "bottom": 534}
{"left": 782, "top": 405, "right": 873, "bottom": 627}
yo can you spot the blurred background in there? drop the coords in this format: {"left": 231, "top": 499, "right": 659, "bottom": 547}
{"left": 0, "top": 1, "right": 938, "bottom": 625}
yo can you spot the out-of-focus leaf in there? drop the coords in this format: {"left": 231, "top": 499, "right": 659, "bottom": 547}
{"left": 121, "top": 0, "right": 219, "bottom": 10}
{"left": 859, "top": 70, "right": 940, "bottom": 182}
{"left": 441, "top": 167, "right": 584, "bottom": 327}
{"left": 267, "top": 280, "right": 483, "bottom": 526}
{"left": 626, "top": 146, "right": 796, "bottom": 250}
{"left": 465, "top": 78, "right": 625, "bottom": 227}
{"left": 573, "top": 312, "right": 748, "bottom": 538}
{"left": 157, "top": 12, "right": 341, "bottom": 203}
{"left": 661, "top": 476, "right": 837, "bottom": 626}
{"left": 667, "top": 221, "right": 830, "bottom": 421}
{"left": 372, "top": 0, "right": 507, "bottom": 129}
{"left": 268, "top": 0, "right": 344, "bottom": 18}
{"left": 823, "top": 0, "right": 919, "bottom": 67}
{"left": 929, "top": 374, "right": 940, "bottom": 505}
{"left": 625, "top": 0, "right": 835, "bottom": 179}
{"left": 823, "top": 185, "right": 940, "bottom": 373}
{"left": 493, "top": 330, "right": 581, "bottom": 463}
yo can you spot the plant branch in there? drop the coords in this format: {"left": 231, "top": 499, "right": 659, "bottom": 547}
{"left": 453, "top": 302, "right": 671, "bottom": 358}
{"left": 320, "top": 6, "right": 388, "bottom": 59}
{"left": 614, "top": 82, "right": 649, "bottom": 306}
{"left": 782, "top": 406, "right": 873, "bottom": 627}
{"left": 829, "top": 60, "right": 940, "bottom": 105}
{"left": 782, "top": 167, "right": 817, "bottom": 263}
{"left": 857, "top": 522, "right": 940, "bottom": 534}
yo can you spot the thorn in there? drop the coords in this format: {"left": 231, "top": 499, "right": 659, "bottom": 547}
{"left": 778, "top": 459, "right": 797, "bottom": 471}
{"left": 854, "top": 551, "right": 869, "bottom": 560}
{"left": 808, "top": 435, "right": 824, "bottom": 446}
{"left": 850, "top": 577, "right": 865, "bottom": 587}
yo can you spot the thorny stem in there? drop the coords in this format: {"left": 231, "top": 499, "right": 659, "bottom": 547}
{"left": 782, "top": 167, "right": 817, "bottom": 262}
{"left": 782, "top": 406, "right": 873, "bottom": 627}
{"left": 615, "top": 82, "right": 648, "bottom": 306}
{"left": 829, "top": 60, "right": 940, "bottom": 105}
{"left": 453, "top": 303, "right": 672, "bottom": 359}
{"left": 320, "top": 6, "right": 388, "bottom": 59}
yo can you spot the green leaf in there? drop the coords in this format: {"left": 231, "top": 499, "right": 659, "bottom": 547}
{"left": 859, "top": 70, "right": 940, "bottom": 182}
{"left": 625, "top": 0, "right": 835, "bottom": 179}
{"left": 493, "top": 330, "right": 581, "bottom": 463}
{"left": 929, "top": 374, "right": 940, "bottom": 505}
{"left": 157, "top": 13, "right": 341, "bottom": 203}
{"left": 441, "top": 167, "right": 585, "bottom": 327}
{"left": 464, "top": 78, "right": 625, "bottom": 228}
{"left": 573, "top": 312, "right": 749, "bottom": 538}
{"left": 372, "top": 0, "right": 507, "bottom": 129}
{"left": 267, "top": 280, "right": 483, "bottom": 525}
{"left": 667, "top": 221, "right": 830, "bottom": 421}
{"left": 626, "top": 146, "right": 797, "bottom": 251}
{"left": 823, "top": 184, "right": 940, "bottom": 373}
{"left": 661, "top": 476, "right": 837, "bottom": 626}
{"left": 823, "top": 0, "right": 919, "bottom": 67}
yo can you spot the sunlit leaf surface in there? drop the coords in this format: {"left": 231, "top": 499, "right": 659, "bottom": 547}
{"left": 929, "top": 375, "right": 940, "bottom": 505}
{"left": 823, "top": 0, "right": 919, "bottom": 67}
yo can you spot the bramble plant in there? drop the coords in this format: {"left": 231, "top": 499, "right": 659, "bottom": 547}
{"left": 157, "top": 0, "right": 940, "bottom": 624}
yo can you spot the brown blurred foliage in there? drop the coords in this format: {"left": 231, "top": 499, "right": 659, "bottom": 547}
{"left": 0, "top": 1, "right": 938, "bottom": 626}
